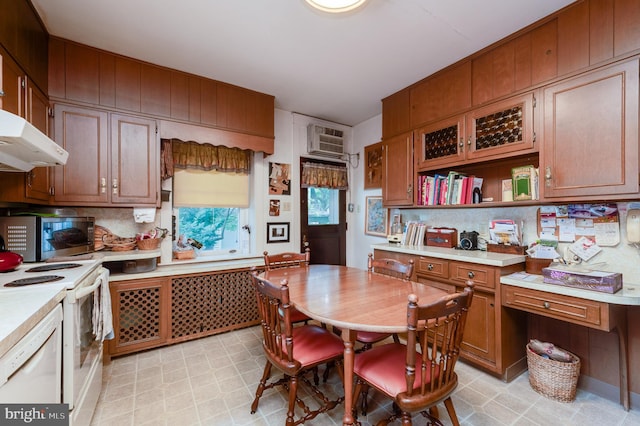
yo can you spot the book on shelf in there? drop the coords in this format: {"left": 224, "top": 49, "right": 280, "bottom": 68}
{"left": 402, "top": 221, "right": 427, "bottom": 245}
{"left": 512, "top": 165, "right": 535, "bottom": 201}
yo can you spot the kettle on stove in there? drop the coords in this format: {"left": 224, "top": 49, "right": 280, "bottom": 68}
{"left": 0, "top": 234, "right": 23, "bottom": 272}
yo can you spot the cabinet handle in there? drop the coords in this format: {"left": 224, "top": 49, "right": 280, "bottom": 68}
{"left": 100, "top": 178, "right": 107, "bottom": 194}
{"left": 26, "top": 171, "right": 33, "bottom": 188}
{"left": 467, "top": 271, "right": 475, "bottom": 279}
{"left": 543, "top": 301, "right": 550, "bottom": 309}
{"left": 459, "top": 138, "right": 464, "bottom": 150}
{"left": 545, "top": 166, "right": 552, "bottom": 187}
{"left": 0, "top": 90, "right": 4, "bottom": 97}
{"left": 467, "top": 136, "right": 471, "bottom": 146}
{"left": 407, "top": 184, "right": 412, "bottom": 195}
{"left": 427, "top": 264, "right": 434, "bottom": 271}
{"left": 112, "top": 179, "right": 119, "bottom": 195}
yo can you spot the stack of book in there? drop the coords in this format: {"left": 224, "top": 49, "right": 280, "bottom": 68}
{"left": 417, "top": 172, "right": 483, "bottom": 206}
{"left": 402, "top": 221, "right": 427, "bottom": 246}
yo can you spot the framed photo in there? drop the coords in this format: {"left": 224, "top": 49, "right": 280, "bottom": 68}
{"left": 267, "top": 222, "right": 290, "bottom": 243}
{"left": 365, "top": 196, "right": 388, "bottom": 236}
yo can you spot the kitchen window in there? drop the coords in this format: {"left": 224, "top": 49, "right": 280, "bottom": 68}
{"left": 162, "top": 139, "right": 254, "bottom": 257}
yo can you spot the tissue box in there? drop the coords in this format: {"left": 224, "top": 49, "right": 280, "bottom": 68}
{"left": 542, "top": 267, "right": 622, "bottom": 293}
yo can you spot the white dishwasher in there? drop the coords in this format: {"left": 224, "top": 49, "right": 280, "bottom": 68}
{"left": 0, "top": 303, "right": 63, "bottom": 403}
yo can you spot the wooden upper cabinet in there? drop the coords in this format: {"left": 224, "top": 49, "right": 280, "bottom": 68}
{"left": 590, "top": 0, "right": 614, "bottom": 65}
{"left": 141, "top": 64, "right": 170, "bottom": 117}
{"left": 65, "top": 42, "right": 101, "bottom": 104}
{"left": 53, "top": 104, "right": 110, "bottom": 204}
{"left": 110, "top": 113, "right": 158, "bottom": 205}
{"left": 382, "top": 131, "right": 414, "bottom": 206}
{"left": 542, "top": 59, "right": 639, "bottom": 199}
{"left": 473, "top": 41, "right": 517, "bottom": 106}
{"left": 530, "top": 19, "right": 558, "bottom": 85}
{"left": 411, "top": 61, "right": 471, "bottom": 127}
{"left": 115, "top": 57, "right": 141, "bottom": 112}
{"left": 170, "top": 71, "right": 190, "bottom": 121}
{"left": 557, "top": 0, "right": 590, "bottom": 75}
{"left": 47, "top": 38, "right": 274, "bottom": 138}
{"left": 382, "top": 88, "right": 410, "bottom": 139}
{"left": 614, "top": 0, "right": 640, "bottom": 57}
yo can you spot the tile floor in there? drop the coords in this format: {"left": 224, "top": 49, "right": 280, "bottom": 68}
{"left": 91, "top": 326, "right": 640, "bottom": 426}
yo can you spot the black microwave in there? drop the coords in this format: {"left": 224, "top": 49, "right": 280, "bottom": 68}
{"left": 0, "top": 216, "right": 95, "bottom": 262}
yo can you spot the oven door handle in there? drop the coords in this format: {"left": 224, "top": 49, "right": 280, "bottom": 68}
{"left": 69, "top": 273, "right": 103, "bottom": 303}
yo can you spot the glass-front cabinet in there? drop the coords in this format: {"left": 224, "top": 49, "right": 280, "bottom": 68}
{"left": 415, "top": 92, "right": 537, "bottom": 171}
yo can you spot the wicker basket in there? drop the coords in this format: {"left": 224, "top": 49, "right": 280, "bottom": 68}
{"left": 526, "top": 343, "right": 580, "bottom": 402}
{"left": 136, "top": 238, "right": 162, "bottom": 250}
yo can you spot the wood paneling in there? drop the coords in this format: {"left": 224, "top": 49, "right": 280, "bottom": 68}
{"left": 114, "top": 57, "right": 141, "bottom": 111}
{"left": 614, "top": 0, "right": 640, "bottom": 56}
{"left": 557, "top": 0, "right": 590, "bottom": 75}
{"left": 141, "top": 64, "right": 170, "bottom": 117}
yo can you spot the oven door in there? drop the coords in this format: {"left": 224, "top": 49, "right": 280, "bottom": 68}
{"left": 63, "top": 267, "right": 105, "bottom": 409}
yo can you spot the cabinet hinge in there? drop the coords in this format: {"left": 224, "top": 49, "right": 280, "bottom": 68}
{"left": 533, "top": 131, "right": 537, "bottom": 143}
{"left": 48, "top": 107, "right": 53, "bottom": 118}
{"left": 533, "top": 96, "right": 537, "bottom": 108}
{"left": 20, "top": 78, "right": 26, "bottom": 89}
{"left": 155, "top": 124, "right": 158, "bottom": 134}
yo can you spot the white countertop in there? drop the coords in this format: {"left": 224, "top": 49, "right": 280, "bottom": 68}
{"left": 372, "top": 243, "right": 525, "bottom": 267}
{"left": 0, "top": 259, "right": 104, "bottom": 358}
{"left": 108, "top": 256, "right": 264, "bottom": 281}
{"left": 0, "top": 283, "right": 67, "bottom": 358}
{"left": 501, "top": 272, "right": 640, "bottom": 305}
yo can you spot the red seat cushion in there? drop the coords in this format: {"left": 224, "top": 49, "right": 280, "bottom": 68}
{"left": 355, "top": 331, "right": 392, "bottom": 344}
{"left": 290, "top": 307, "right": 311, "bottom": 323}
{"left": 287, "top": 325, "right": 344, "bottom": 367}
{"left": 354, "top": 343, "right": 437, "bottom": 398}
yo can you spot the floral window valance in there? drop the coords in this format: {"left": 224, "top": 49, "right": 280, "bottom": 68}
{"left": 161, "top": 138, "right": 252, "bottom": 180}
{"left": 301, "top": 162, "right": 348, "bottom": 190}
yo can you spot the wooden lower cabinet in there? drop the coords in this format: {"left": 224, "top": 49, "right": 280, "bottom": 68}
{"left": 107, "top": 268, "right": 260, "bottom": 357}
{"left": 108, "top": 277, "right": 171, "bottom": 357}
{"left": 374, "top": 249, "right": 527, "bottom": 380}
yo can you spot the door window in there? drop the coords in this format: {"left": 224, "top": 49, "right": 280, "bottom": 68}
{"left": 307, "top": 188, "right": 339, "bottom": 225}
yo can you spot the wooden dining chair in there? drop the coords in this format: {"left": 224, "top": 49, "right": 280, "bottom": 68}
{"left": 350, "top": 253, "right": 415, "bottom": 415}
{"left": 263, "top": 248, "right": 311, "bottom": 324}
{"left": 250, "top": 271, "right": 345, "bottom": 426}
{"left": 353, "top": 282, "right": 474, "bottom": 426}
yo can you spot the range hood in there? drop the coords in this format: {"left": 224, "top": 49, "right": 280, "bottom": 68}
{"left": 0, "top": 110, "right": 69, "bottom": 172}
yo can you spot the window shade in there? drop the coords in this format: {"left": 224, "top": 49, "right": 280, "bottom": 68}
{"left": 173, "top": 169, "right": 249, "bottom": 207}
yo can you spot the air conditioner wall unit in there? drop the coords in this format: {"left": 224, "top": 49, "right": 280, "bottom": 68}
{"left": 307, "top": 124, "right": 345, "bottom": 158}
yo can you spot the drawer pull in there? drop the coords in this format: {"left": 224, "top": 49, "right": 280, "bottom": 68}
{"left": 467, "top": 271, "right": 475, "bottom": 279}
{"left": 428, "top": 264, "right": 434, "bottom": 271}
{"left": 543, "top": 301, "right": 550, "bottom": 309}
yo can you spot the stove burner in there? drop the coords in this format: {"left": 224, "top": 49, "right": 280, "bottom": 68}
{"left": 26, "top": 263, "right": 82, "bottom": 273}
{"left": 4, "top": 275, "right": 65, "bottom": 287}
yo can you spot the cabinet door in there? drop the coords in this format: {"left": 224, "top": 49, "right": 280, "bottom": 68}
{"left": 466, "top": 92, "right": 536, "bottom": 162}
{"left": 108, "top": 278, "right": 170, "bottom": 356}
{"left": 53, "top": 104, "right": 109, "bottom": 204}
{"left": 382, "top": 88, "right": 411, "bottom": 139}
{"left": 543, "top": 59, "right": 639, "bottom": 198}
{"left": 460, "top": 289, "right": 496, "bottom": 364}
{"left": 110, "top": 113, "right": 159, "bottom": 205}
{"left": 414, "top": 115, "right": 465, "bottom": 170}
{"left": 24, "top": 81, "right": 52, "bottom": 201}
{"left": 382, "top": 132, "right": 414, "bottom": 206}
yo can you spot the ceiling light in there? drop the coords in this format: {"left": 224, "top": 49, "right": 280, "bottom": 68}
{"left": 305, "top": 0, "right": 368, "bottom": 14}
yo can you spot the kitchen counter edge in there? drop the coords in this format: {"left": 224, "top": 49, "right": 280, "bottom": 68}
{"left": 372, "top": 243, "right": 525, "bottom": 267}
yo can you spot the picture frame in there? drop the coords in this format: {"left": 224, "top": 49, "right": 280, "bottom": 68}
{"left": 267, "top": 222, "right": 290, "bottom": 243}
{"left": 365, "top": 196, "right": 388, "bottom": 236}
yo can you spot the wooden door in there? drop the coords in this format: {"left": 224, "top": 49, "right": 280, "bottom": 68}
{"left": 543, "top": 59, "right": 639, "bottom": 199}
{"left": 110, "top": 113, "right": 159, "bottom": 205}
{"left": 24, "top": 80, "right": 52, "bottom": 202}
{"left": 53, "top": 104, "right": 109, "bottom": 204}
{"left": 382, "top": 131, "right": 414, "bottom": 206}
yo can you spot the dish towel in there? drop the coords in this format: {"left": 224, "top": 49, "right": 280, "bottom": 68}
{"left": 93, "top": 267, "right": 114, "bottom": 341}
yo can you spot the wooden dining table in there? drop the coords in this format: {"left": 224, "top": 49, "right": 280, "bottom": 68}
{"left": 260, "top": 264, "right": 448, "bottom": 426}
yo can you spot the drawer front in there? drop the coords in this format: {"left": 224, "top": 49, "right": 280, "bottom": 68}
{"left": 449, "top": 261, "right": 494, "bottom": 289}
{"left": 416, "top": 256, "right": 449, "bottom": 280}
{"left": 502, "top": 285, "right": 612, "bottom": 331}
{"left": 416, "top": 276, "right": 456, "bottom": 293}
